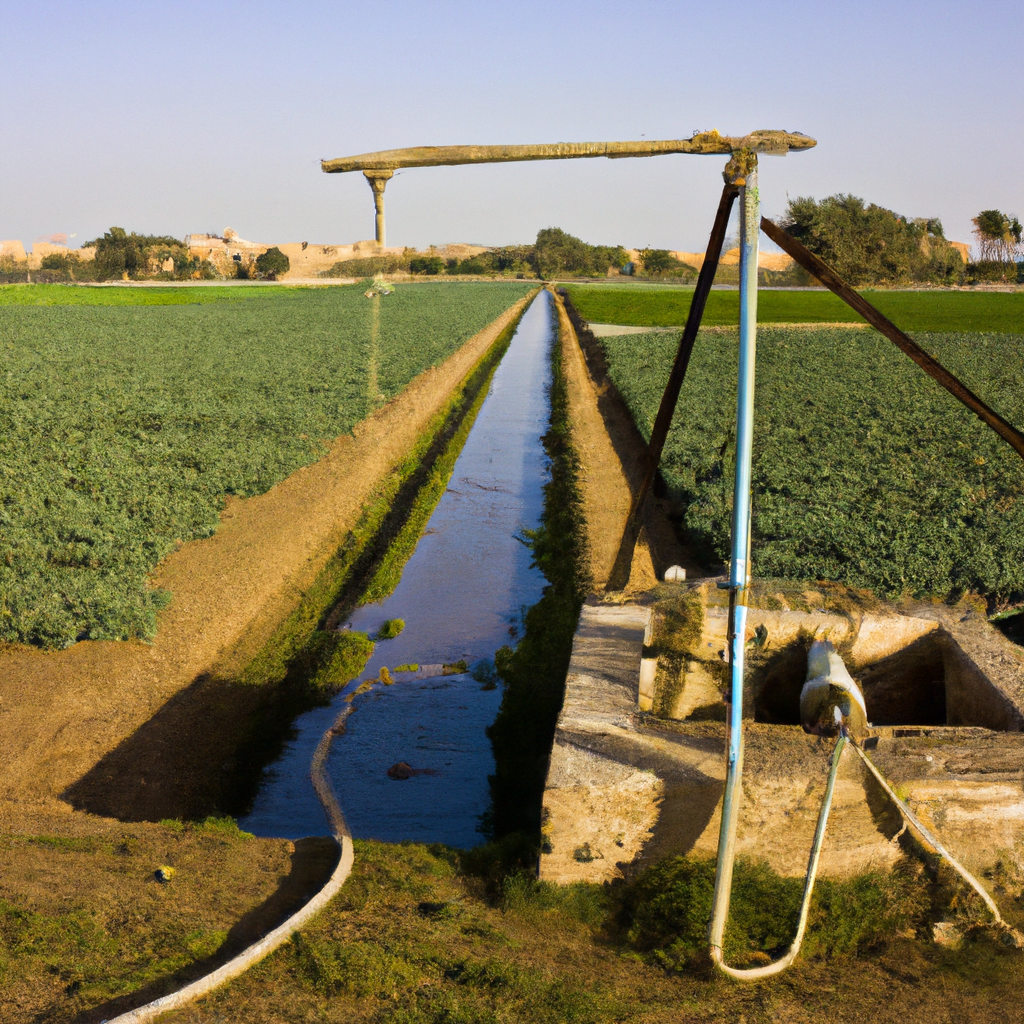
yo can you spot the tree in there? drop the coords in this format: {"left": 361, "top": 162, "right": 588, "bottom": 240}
{"left": 85, "top": 227, "right": 183, "bottom": 280}
{"left": 255, "top": 246, "right": 290, "bottom": 279}
{"left": 531, "top": 228, "right": 628, "bottom": 279}
{"left": 638, "top": 248, "right": 691, "bottom": 278}
{"left": 972, "top": 209, "right": 1022, "bottom": 263}
{"left": 782, "top": 195, "right": 961, "bottom": 285}
{"left": 409, "top": 255, "right": 445, "bottom": 275}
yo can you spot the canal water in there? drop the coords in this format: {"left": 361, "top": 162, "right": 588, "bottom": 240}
{"left": 241, "top": 291, "right": 554, "bottom": 847}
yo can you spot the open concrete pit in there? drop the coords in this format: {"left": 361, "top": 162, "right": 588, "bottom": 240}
{"left": 540, "top": 582, "right": 1024, "bottom": 885}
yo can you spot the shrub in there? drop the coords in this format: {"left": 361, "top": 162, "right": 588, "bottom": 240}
{"left": 374, "top": 618, "right": 405, "bottom": 640}
{"left": 302, "top": 630, "right": 375, "bottom": 690}
{"left": 409, "top": 255, "right": 445, "bottom": 275}
{"left": 638, "top": 248, "right": 695, "bottom": 280}
{"left": 256, "top": 246, "right": 290, "bottom": 279}
{"left": 321, "top": 255, "right": 407, "bottom": 277}
{"left": 968, "top": 260, "right": 1019, "bottom": 284}
{"left": 532, "top": 228, "right": 629, "bottom": 279}
{"left": 782, "top": 195, "right": 964, "bottom": 285}
{"left": 618, "top": 855, "right": 929, "bottom": 970}
{"left": 85, "top": 226, "right": 183, "bottom": 281}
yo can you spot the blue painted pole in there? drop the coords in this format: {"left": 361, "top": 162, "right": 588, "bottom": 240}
{"left": 709, "top": 165, "right": 759, "bottom": 958}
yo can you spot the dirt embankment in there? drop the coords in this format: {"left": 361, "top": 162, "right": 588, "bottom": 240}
{"left": 0, "top": 294, "right": 535, "bottom": 814}
{"left": 553, "top": 289, "right": 693, "bottom": 591}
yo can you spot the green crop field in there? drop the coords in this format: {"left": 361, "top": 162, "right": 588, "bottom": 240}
{"left": 0, "top": 282, "right": 531, "bottom": 648}
{"left": 0, "top": 284, "right": 290, "bottom": 307}
{"left": 600, "top": 326, "right": 1024, "bottom": 603}
{"left": 567, "top": 284, "right": 1024, "bottom": 333}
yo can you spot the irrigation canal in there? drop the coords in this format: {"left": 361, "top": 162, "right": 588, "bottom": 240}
{"left": 242, "top": 291, "right": 554, "bottom": 847}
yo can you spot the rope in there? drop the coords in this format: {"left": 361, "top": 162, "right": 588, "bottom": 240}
{"left": 710, "top": 732, "right": 847, "bottom": 979}
{"left": 852, "top": 742, "right": 1008, "bottom": 928}
{"left": 709, "top": 731, "right": 1018, "bottom": 981}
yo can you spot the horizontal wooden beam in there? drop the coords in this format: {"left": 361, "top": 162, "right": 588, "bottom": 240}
{"left": 322, "top": 130, "right": 815, "bottom": 173}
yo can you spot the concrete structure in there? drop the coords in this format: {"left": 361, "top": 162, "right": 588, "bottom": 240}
{"left": 540, "top": 584, "right": 1024, "bottom": 884}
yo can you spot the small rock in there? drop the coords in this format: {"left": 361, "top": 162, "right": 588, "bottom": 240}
{"left": 664, "top": 565, "right": 686, "bottom": 582}
{"left": 932, "top": 921, "right": 961, "bottom": 947}
{"left": 387, "top": 762, "right": 413, "bottom": 780}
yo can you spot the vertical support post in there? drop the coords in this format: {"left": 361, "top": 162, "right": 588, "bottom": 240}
{"left": 709, "top": 159, "right": 759, "bottom": 959}
{"left": 363, "top": 170, "right": 393, "bottom": 247}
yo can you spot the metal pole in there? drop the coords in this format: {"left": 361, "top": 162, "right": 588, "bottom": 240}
{"left": 709, "top": 163, "right": 759, "bottom": 959}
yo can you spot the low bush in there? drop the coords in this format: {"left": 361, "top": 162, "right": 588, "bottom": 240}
{"left": 409, "top": 255, "right": 445, "bottom": 275}
{"left": 617, "top": 854, "right": 930, "bottom": 970}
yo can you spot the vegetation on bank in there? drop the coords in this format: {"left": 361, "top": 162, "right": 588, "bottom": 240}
{"left": 597, "top": 322, "right": 1024, "bottom": 604}
{"left": 566, "top": 283, "right": 1024, "bottom": 332}
{"left": 0, "top": 282, "right": 531, "bottom": 647}
{"left": 8, "top": 828, "right": 1020, "bottom": 1024}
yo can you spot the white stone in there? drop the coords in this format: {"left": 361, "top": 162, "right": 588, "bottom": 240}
{"left": 664, "top": 565, "right": 686, "bottom": 582}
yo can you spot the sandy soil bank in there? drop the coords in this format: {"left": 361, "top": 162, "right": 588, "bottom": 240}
{"left": 553, "top": 290, "right": 689, "bottom": 591}
{"left": 0, "top": 294, "right": 535, "bottom": 812}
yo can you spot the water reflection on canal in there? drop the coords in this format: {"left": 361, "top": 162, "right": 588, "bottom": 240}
{"left": 242, "top": 292, "right": 554, "bottom": 847}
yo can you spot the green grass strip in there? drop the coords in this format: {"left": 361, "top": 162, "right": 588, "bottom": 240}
{"left": 566, "top": 283, "right": 1024, "bottom": 333}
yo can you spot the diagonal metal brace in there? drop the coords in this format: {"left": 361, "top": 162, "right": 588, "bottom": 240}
{"left": 605, "top": 184, "right": 740, "bottom": 591}
{"left": 761, "top": 217, "right": 1024, "bottom": 462}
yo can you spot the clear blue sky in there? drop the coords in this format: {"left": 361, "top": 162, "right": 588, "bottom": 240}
{"left": 1, "top": 0, "right": 1020, "bottom": 254}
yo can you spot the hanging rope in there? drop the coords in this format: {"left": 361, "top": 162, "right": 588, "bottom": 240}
{"left": 852, "top": 742, "right": 1013, "bottom": 932}
{"left": 708, "top": 728, "right": 1020, "bottom": 979}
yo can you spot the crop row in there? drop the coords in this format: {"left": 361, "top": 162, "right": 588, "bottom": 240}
{"left": 599, "top": 326, "right": 1024, "bottom": 603}
{"left": 0, "top": 283, "right": 531, "bottom": 647}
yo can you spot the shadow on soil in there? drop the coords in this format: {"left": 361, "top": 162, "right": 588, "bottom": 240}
{"left": 62, "top": 670, "right": 319, "bottom": 822}
{"left": 63, "top": 318, "right": 521, "bottom": 824}
{"left": 68, "top": 836, "right": 339, "bottom": 1024}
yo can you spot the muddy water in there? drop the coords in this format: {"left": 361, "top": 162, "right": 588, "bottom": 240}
{"left": 242, "top": 292, "right": 554, "bottom": 846}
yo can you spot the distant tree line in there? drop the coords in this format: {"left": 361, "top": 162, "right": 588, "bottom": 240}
{"left": 781, "top": 195, "right": 1022, "bottom": 286}
{"left": 324, "top": 229, "right": 634, "bottom": 281}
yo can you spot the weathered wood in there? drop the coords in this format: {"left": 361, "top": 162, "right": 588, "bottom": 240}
{"left": 322, "top": 131, "right": 815, "bottom": 173}
{"left": 761, "top": 217, "right": 1024, "bottom": 462}
{"left": 606, "top": 185, "right": 739, "bottom": 592}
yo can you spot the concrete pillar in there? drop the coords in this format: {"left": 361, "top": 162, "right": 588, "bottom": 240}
{"left": 363, "top": 170, "right": 394, "bottom": 247}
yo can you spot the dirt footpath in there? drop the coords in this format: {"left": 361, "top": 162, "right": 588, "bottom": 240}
{"left": 553, "top": 290, "right": 690, "bottom": 592}
{"left": 0, "top": 294, "right": 535, "bottom": 813}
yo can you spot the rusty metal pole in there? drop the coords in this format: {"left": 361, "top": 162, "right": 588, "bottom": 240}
{"left": 605, "top": 183, "right": 739, "bottom": 591}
